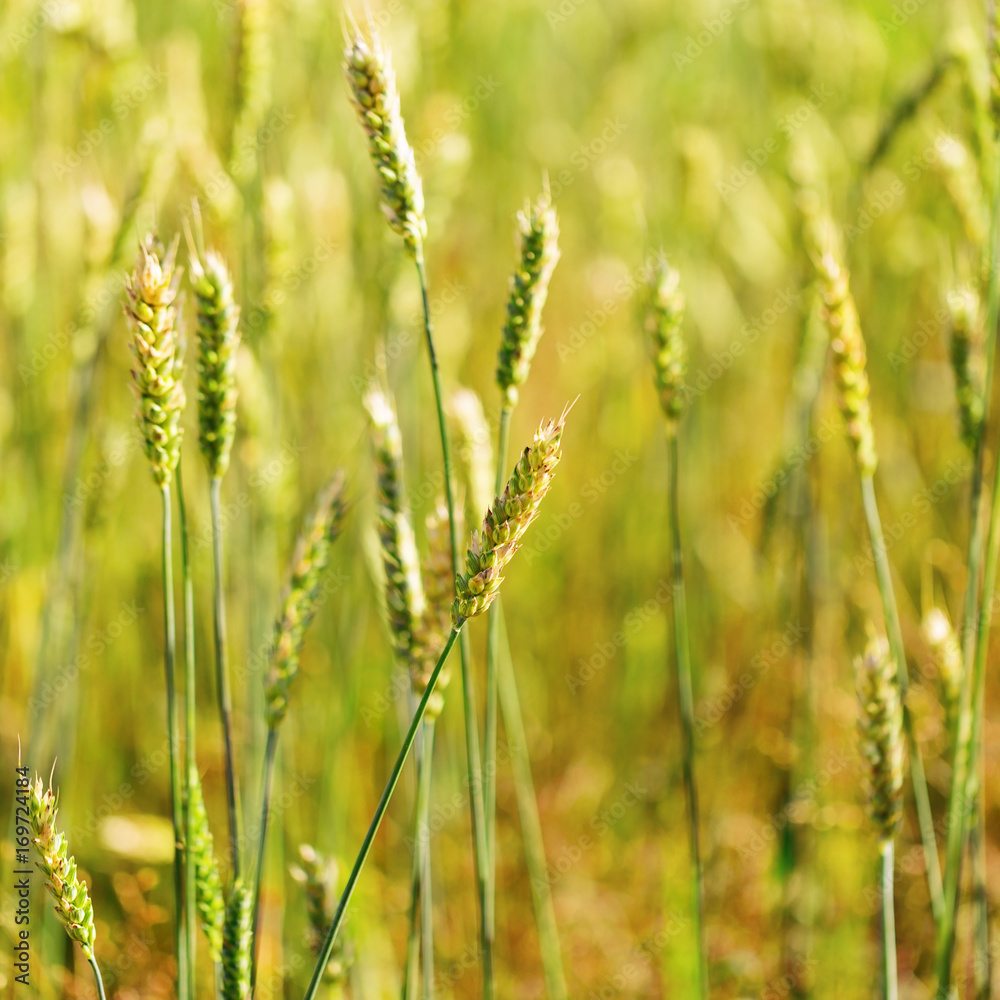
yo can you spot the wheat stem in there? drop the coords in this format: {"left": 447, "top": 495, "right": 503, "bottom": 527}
{"left": 881, "top": 841, "right": 898, "bottom": 1000}
{"left": 302, "top": 627, "right": 461, "bottom": 1000}
{"left": 211, "top": 476, "right": 243, "bottom": 879}
{"left": 415, "top": 252, "right": 493, "bottom": 999}
{"left": 251, "top": 725, "right": 279, "bottom": 985}
{"left": 496, "top": 617, "right": 568, "bottom": 1000}
{"left": 667, "top": 433, "right": 708, "bottom": 1000}
{"left": 420, "top": 721, "right": 437, "bottom": 1000}
{"left": 937, "top": 138, "right": 1000, "bottom": 992}
{"left": 88, "top": 957, "right": 108, "bottom": 1000}
{"left": 403, "top": 724, "right": 433, "bottom": 1000}
{"left": 177, "top": 465, "right": 199, "bottom": 1000}
{"left": 162, "top": 484, "right": 189, "bottom": 1000}
{"left": 860, "top": 475, "right": 944, "bottom": 923}
{"left": 483, "top": 405, "right": 512, "bottom": 951}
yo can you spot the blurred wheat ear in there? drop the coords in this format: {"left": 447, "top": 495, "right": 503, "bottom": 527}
{"left": 807, "top": 211, "right": 944, "bottom": 925}
{"left": 855, "top": 634, "right": 904, "bottom": 1000}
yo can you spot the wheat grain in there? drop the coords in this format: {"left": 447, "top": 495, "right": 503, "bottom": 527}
{"left": 263, "top": 472, "right": 349, "bottom": 729}
{"left": 187, "top": 769, "right": 225, "bottom": 962}
{"left": 496, "top": 187, "right": 561, "bottom": 407}
{"left": 644, "top": 255, "right": 687, "bottom": 434}
{"left": 344, "top": 16, "right": 426, "bottom": 257}
{"left": 453, "top": 409, "right": 568, "bottom": 624}
{"left": 124, "top": 234, "right": 185, "bottom": 486}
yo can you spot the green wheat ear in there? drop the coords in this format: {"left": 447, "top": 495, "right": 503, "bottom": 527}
{"left": 855, "top": 634, "right": 905, "bottom": 844}
{"left": 644, "top": 254, "right": 687, "bottom": 433}
{"left": 187, "top": 768, "right": 225, "bottom": 961}
{"left": 186, "top": 210, "right": 242, "bottom": 480}
{"left": 222, "top": 880, "right": 252, "bottom": 1000}
{"left": 947, "top": 284, "right": 984, "bottom": 452}
{"left": 806, "top": 215, "right": 878, "bottom": 477}
{"left": 496, "top": 185, "right": 561, "bottom": 407}
{"left": 364, "top": 387, "right": 426, "bottom": 666}
{"left": 28, "top": 777, "right": 97, "bottom": 961}
{"left": 343, "top": 12, "right": 426, "bottom": 257}
{"left": 124, "top": 233, "right": 186, "bottom": 487}
{"left": 264, "top": 471, "right": 349, "bottom": 729}
{"left": 413, "top": 500, "right": 455, "bottom": 720}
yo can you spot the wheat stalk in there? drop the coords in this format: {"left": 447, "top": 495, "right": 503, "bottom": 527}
{"left": 124, "top": 233, "right": 189, "bottom": 999}
{"left": 645, "top": 258, "right": 707, "bottom": 1000}
{"left": 807, "top": 214, "right": 944, "bottom": 925}
{"left": 303, "top": 412, "right": 569, "bottom": 1000}
{"left": 253, "top": 472, "right": 348, "bottom": 987}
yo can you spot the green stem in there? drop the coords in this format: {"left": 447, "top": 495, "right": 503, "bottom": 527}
{"left": 162, "top": 485, "right": 188, "bottom": 1000}
{"left": 496, "top": 621, "right": 569, "bottom": 1000}
{"left": 937, "top": 143, "right": 1000, "bottom": 992}
{"left": 882, "top": 841, "right": 898, "bottom": 1000}
{"left": 667, "top": 434, "right": 708, "bottom": 1000}
{"left": 403, "top": 723, "right": 430, "bottom": 1000}
{"left": 420, "top": 721, "right": 437, "bottom": 1000}
{"left": 251, "top": 726, "right": 279, "bottom": 991}
{"left": 302, "top": 628, "right": 461, "bottom": 1000}
{"left": 484, "top": 406, "right": 512, "bottom": 952}
{"left": 860, "top": 475, "right": 944, "bottom": 924}
{"left": 414, "top": 251, "right": 492, "bottom": 1000}
{"left": 972, "top": 796, "right": 991, "bottom": 1000}
{"left": 88, "top": 956, "right": 108, "bottom": 1000}
{"left": 177, "top": 466, "right": 198, "bottom": 1000}
{"left": 210, "top": 476, "right": 243, "bottom": 879}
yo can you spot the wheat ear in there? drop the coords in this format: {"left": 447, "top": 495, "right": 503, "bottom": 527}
{"left": 28, "top": 777, "right": 107, "bottom": 999}
{"left": 303, "top": 413, "right": 569, "bottom": 1000}
{"left": 343, "top": 14, "right": 426, "bottom": 258}
{"left": 807, "top": 214, "right": 944, "bottom": 924}
{"left": 947, "top": 284, "right": 985, "bottom": 453}
{"left": 222, "top": 881, "right": 252, "bottom": 1000}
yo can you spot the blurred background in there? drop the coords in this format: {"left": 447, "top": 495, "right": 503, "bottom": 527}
{"left": 0, "top": 0, "right": 997, "bottom": 996}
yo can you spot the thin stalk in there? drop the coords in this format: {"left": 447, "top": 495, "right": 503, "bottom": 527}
{"left": 496, "top": 619, "right": 569, "bottom": 1000}
{"left": 860, "top": 475, "right": 944, "bottom": 923}
{"left": 667, "top": 433, "right": 707, "bottom": 1000}
{"left": 484, "top": 405, "right": 512, "bottom": 951}
{"left": 302, "top": 628, "right": 460, "bottom": 1000}
{"left": 251, "top": 726, "right": 279, "bottom": 989}
{"left": 972, "top": 798, "right": 991, "bottom": 1000}
{"left": 177, "top": 466, "right": 198, "bottom": 1000}
{"left": 210, "top": 476, "right": 243, "bottom": 878}
{"left": 937, "top": 147, "right": 1000, "bottom": 991}
{"left": 162, "top": 485, "right": 188, "bottom": 1000}
{"left": 402, "top": 722, "right": 432, "bottom": 1000}
{"left": 420, "top": 722, "right": 437, "bottom": 1000}
{"left": 414, "top": 251, "right": 492, "bottom": 999}
{"left": 88, "top": 957, "right": 108, "bottom": 1000}
{"left": 881, "top": 841, "right": 898, "bottom": 1000}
